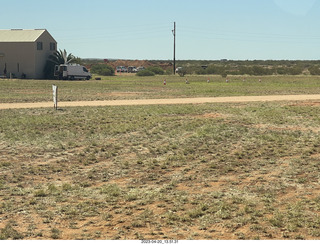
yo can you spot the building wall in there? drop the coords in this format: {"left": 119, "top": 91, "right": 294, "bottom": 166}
{"left": 35, "top": 31, "right": 57, "bottom": 79}
{"left": 0, "top": 30, "right": 57, "bottom": 79}
{"left": 0, "top": 42, "right": 35, "bottom": 78}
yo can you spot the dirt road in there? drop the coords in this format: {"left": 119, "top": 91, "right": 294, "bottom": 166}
{"left": 1, "top": 94, "right": 320, "bottom": 110}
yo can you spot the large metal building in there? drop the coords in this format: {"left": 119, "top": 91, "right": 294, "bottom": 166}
{"left": 0, "top": 29, "right": 57, "bottom": 79}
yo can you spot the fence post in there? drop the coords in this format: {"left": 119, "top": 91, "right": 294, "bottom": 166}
{"left": 52, "top": 84, "right": 58, "bottom": 110}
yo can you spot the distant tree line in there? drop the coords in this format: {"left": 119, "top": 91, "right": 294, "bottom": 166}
{"left": 65, "top": 58, "right": 320, "bottom": 77}
{"left": 179, "top": 64, "right": 305, "bottom": 76}
{"left": 175, "top": 60, "right": 320, "bottom": 76}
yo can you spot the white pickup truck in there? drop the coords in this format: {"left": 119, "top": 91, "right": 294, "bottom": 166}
{"left": 54, "top": 64, "right": 92, "bottom": 80}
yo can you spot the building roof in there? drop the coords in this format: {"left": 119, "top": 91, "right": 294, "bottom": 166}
{"left": 0, "top": 29, "right": 51, "bottom": 42}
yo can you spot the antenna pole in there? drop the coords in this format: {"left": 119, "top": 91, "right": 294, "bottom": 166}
{"left": 172, "top": 22, "right": 176, "bottom": 75}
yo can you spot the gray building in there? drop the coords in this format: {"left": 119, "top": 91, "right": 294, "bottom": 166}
{"left": 0, "top": 29, "right": 57, "bottom": 79}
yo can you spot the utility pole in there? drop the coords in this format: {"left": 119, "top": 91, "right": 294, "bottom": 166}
{"left": 172, "top": 22, "right": 176, "bottom": 75}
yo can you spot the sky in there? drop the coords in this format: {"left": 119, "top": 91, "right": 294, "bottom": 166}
{"left": 1, "top": 0, "right": 320, "bottom": 60}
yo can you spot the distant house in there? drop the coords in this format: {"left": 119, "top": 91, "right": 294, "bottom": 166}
{"left": 0, "top": 29, "right": 57, "bottom": 79}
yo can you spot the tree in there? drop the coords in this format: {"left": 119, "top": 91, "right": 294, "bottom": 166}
{"left": 49, "top": 49, "right": 74, "bottom": 65}
{"left": 43, "top": 49, "right": 75, "bottom": 79}
{"left": 177, "top": 67, "right": 187, "bottom": 77}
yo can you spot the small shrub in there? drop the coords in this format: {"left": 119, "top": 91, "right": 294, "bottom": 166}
{"left": 48, "top": 184, "right": 60, "bottom": 195}
{"left": 235, "top": 232, "right": 246, "bottom": 240}
{"left": 0, "top": 180, "right": 5, "bottom": 190}
{"left": 102, "top": 213, "right": 113, "bottom": 221}
{"left": 100, "top": 184, "right": 121, "bottom": 197}
{"left": 125, "top": 189, "right": 140, "bottom": 201}
{"left": 215, "top": 207, "right": 231, "bottom": 219}
{"left": 62, "top": 183, "right": 72, "bottom": 192}
{"left": 91, "top": 64, "right": 114, "bottom": 76}
{"left": 0, "top": 224, "right": 24, "bottom": 240}
{"left": 188, "top": 208, "right": 205, "bottom": 218}
{"left": 269, "top": 211, "right": 284, "bottom": 228}
{"left": 309, "top": 66, "right": 320, "bottom": 75}
{"left": 147, "top": 66, "right": 164, "bottom": 75}
{"left": 131, "top": 220, "right": 146, "bottom": 228}
{"left": 177, "top": 68, "right": 187, "bottom": 77}
{"left": 34, "top": 189, "right": 47, "bottom": 197}
{"left": 221, "top": 72, "right": 228, "bottom": 78}
{"left": 51, "top": 228, "right": 61, "bottom": 239}
{"left": 136, "top": 70, "right": 155, "bottom": 76}
{"left": 0, "top": 161, "right": 11, "bottom": 167}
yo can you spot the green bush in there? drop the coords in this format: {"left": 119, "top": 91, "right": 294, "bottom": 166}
{"left": 91, "top": 64, "right": 114, "bottom": 76}
{"left": 287, "top": 66, "right": 303, "bottom": 75}
{"left": 276, "top": 66, "right": 303, "bottom": 75}
{"left": 177, "top": 68, "right": 187, "bottom": 77}
{"left": 136, "top": 70, "right": 155, "bottom": 76}
{"left": 204, "top": 66, "right": 216, "bottom": 74}
{"left": 276, "top": 67, "right": 287, "bottom": 75}
{"left": 146, "top": 66, "right": 165, "bottom": 75}
{"left": 221, "top": 72, "right": 228, "bottom": 78}
{"left": 309, "top": 66, "right": 320, "bottom": 75}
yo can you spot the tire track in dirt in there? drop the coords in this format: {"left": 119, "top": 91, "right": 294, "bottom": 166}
{"left": 1, "top": 94, "right": 320, "bottom": 110}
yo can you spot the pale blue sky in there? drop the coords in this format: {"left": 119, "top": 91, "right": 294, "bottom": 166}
{"left": 1, "top": 0, "right": 320, "bottom": 60}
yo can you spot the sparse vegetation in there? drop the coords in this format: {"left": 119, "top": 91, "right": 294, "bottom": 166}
{"left": 0, "top": 223, "right": 24, "bottom": 240}
{"left": 174, "top": 59, "right": 320, "bottom": 76}
{"left": 1, "top": 77, "right": 320, "bottom": 239}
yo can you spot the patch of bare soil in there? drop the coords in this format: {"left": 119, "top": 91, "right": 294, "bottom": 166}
{"left": 2, "top": 94, "right": 320, "bottom": 110}
{"left": 288, "top": 101, "right": 320, "bottom": 107}
{"left": 107, "top": 92, "right": 147, "bottom": 97}
{"left": 193, "top": 113, "right": 224, "bottom": 119}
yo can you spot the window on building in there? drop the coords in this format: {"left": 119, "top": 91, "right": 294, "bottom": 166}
{"left": 50, "top": 42, "right": 56, "bottom": 51}
{"left": 37, "top": 42, "right": 43, "bottom": 50}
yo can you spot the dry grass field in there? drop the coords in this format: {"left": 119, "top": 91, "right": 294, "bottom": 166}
{"left": 2, "top": 75, "right": 320, "bottom": 103}
{"left": 1, "top": 76, "right": 320, "bottom": 240}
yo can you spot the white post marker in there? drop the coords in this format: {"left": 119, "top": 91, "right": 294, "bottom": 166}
{"left": 52, "top": 84, "right": 58, "bottom": 110}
